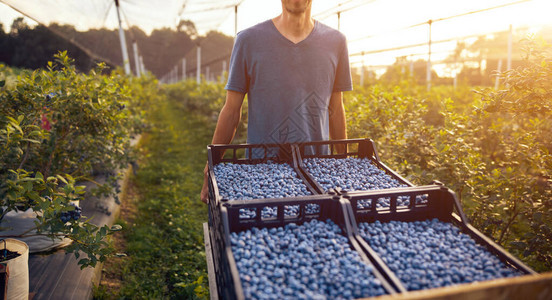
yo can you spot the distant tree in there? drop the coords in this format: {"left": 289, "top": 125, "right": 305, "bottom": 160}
{"left": 177, "top": 19, "right": 197, "bottom": 38}
{"left": 380, "top": 57, "right": 438, "bottom": 86}
{"left": 0, "top": 18, "right": 234, "bottom": 78}
{"left": 0, "top": 23, "right": 10, "bottom": 63}
{"left": 6, "top": 20, "right": 93, "bottom": 72}
{"left": 9, "top": 17, "right": 29, "bottom": 35}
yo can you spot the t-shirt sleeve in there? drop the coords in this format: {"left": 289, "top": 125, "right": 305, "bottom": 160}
{"left": 225, "top": 33, "right": 249, "bottom": 93}
{"left": 332, "top": 36, "right": 353, "bottom": 92}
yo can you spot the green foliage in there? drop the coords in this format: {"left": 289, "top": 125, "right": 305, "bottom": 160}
{"left": 163, "top": 80, "right": 226, "bottom": 117}
{"left": 345, "top": 39, "right": 552, "bottom": 272}
{"left": 0, "top": 52, "right": 136, "bottom": 179}
{"left": 0, "top": 52, "right": 142, "bottom": 267}
{"left": 162, "top": 80, "right": 248, "bottom": 144}
{"left": 470, "top": 39, "right": 552, "bottom": 271}
{"left": 112, "top": 99, "right": 210, "bottom": 299}
{"left": 0, "top": 64, "right": 28, "bottom": 89}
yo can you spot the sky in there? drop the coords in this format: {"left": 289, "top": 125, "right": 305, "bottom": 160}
{"left": 1, "top": 0, "right": 551, "bottom": 76}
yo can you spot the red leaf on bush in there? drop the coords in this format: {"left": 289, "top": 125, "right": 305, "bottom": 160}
{"left": 41, "top": 114, "right": 51, "bottom": 131}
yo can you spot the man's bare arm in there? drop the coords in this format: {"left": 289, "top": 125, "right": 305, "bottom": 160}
{"left": 329, "top": 91, "right": 347, "bottom": 153}
{"left": 201, "top": 90, "right": 246, "bottom": 203}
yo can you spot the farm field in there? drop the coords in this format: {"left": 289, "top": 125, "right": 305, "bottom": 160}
{"left": 1, "top": 45, "right": 550, "bottom": 299}
{"left": 95, "top": 96, "right": 215, "bottom": 299}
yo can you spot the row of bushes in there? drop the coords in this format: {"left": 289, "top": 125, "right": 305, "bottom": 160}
{"left": 162, "top": 40, "right": 551, "bottom": 272}
{"left": 0, "top": 52, "right": 160, "bottom": 267}
{"left": 344, "top": 40, "right": 551, "bottom": 272}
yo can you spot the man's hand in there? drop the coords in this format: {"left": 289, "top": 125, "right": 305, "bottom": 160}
{"left": 201, "top": 163, "right": 209, "bottom": 204}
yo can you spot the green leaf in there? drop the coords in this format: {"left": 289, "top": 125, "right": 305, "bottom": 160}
{"left": 56, "top": 175, "right": 68, "bottom": 184}
{"left": 510, "top": 241, "right": 527, "bottom": 249}
{"left": 533, "top": 212, "right": 543, "bottom": 222}
{"left": 110, "top": 224, "right": 122, "bottom": 232}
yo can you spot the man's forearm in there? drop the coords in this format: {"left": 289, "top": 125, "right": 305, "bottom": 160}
{"left": 212, "top": 104, "right": 241, "bottom": 145}
{"left": 329, "top": 92, "right": 347, "bottom": 140}
{"left": 211, "top": 90, "right": 245, "bottom": 145}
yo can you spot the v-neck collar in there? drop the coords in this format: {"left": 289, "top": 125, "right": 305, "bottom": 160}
{"left": 269, "top": 19, "right": 318, "bottom": 46}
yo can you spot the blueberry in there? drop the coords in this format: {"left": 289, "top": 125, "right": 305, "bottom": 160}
{"left": 214, "top": 161, "right": 313, "bottom": 218}
{"left": 231, "top": 219, "right": 388, "bottom": 299}
{"left": 303, "top": 157, "right": 417, "bottom": 207}
{"left": 358, "top": 219, "right": 521, "bottom": 291}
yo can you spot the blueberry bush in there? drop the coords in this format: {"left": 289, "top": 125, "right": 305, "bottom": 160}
{"left": 345, "top": 39, "right": 551, "bottom": 271}
{"left": 0, "top": 52, "right": 148, "bottom": 267}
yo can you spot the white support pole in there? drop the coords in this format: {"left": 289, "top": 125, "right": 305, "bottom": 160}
{"left": 360, "top": 52, "right": 365, "bottom": 87}
{"left": 360, "top": 65, "right": 365, "bottom": 87}
{"left": 426, "top": 20, "right": 432, "bottom": 91}
{"left": 453, "top": 73, "right": 458, "bottom": 89}
{"left": 507, "top": 24, "right": 513, "bottom": 71}
{"left": 196, "top": 45, "right": 201, "bottom": 84}
{"left": 182, "top": 58, "right": 186, "bottom": 81}
{"left": 221, "top": 60, "right": 227, "bottom": 83}
{"left": 140, "top": 55, "right": 145, "bottom": 74}
{"left": 495, "top": 59, "right": 503, "bottom": 89}
{"left": 132, "top": 42, "right": 141, "bottom": 77}
{"left": 234, "top": 5, "right": 238, "bottom": 41}
{"left": 115, "top": 0, "right": 131, "bottom": 75}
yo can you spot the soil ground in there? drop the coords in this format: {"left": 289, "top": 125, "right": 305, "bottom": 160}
{"left": 96, "top": 179, "right": 138, "bottom": 297}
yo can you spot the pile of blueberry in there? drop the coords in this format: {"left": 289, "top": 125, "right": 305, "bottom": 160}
{"left": 214, "top": 161, "right": 314, "bottom": 219}
{"left": 302, "top": 157, "right": 416, "bottom": 207}
{"left": 358, "top": 219, "right": 521, "bottom": 291}
{"left": 214, "top": 161, "right": 312, "bottom": 200}
{"left": 60, "top": 203, "right": 82, "bottom": 223}
{"left": 231, "top": 219, "right": 388, "bottom": 299}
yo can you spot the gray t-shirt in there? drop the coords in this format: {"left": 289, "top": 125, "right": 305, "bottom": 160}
{"left": 225, "top": 19, "right": 352, "bottom": 147}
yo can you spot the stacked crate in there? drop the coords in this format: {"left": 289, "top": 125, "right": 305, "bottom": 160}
{"left": 206, "top": 138, "right": 538, "bottom": 300}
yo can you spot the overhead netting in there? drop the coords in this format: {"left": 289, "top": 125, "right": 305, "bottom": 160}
{"left": 0, "top": 0, "right": 240, "bottom": 78}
